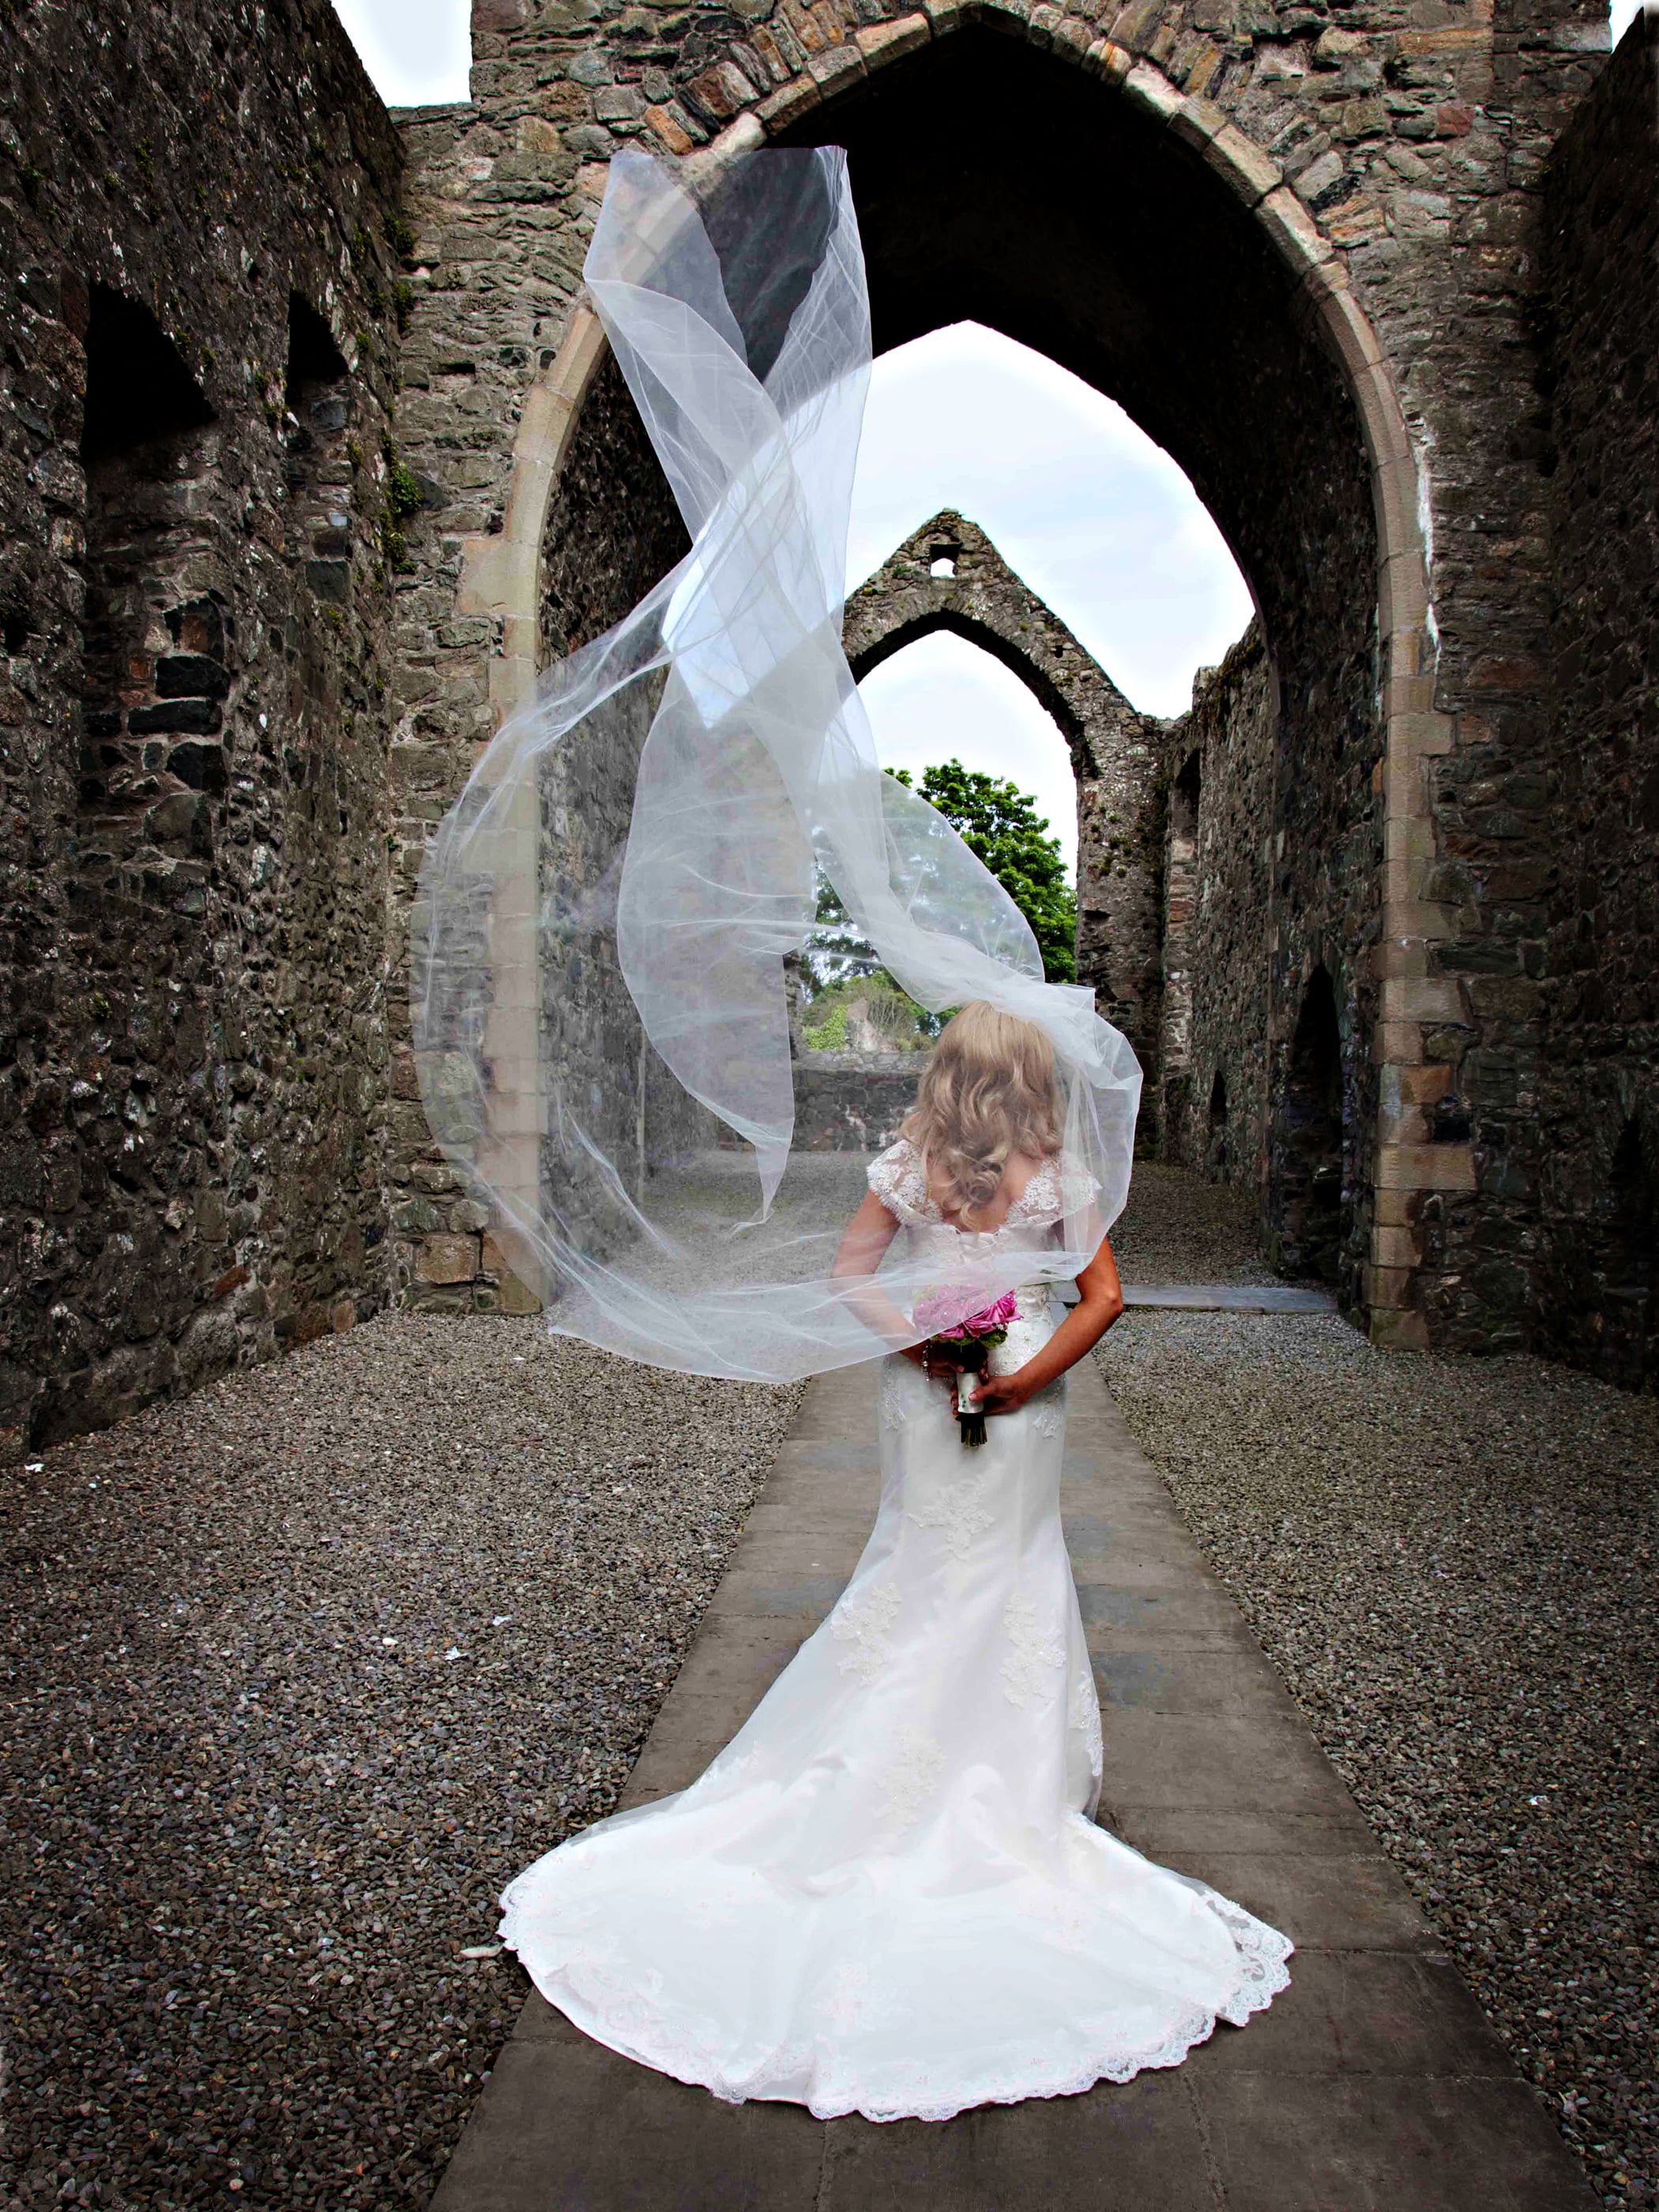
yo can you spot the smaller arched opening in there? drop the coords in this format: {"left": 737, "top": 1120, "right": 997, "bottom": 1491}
{"left": 76, "top": 282, "right": 221, "bottom": 912}
{"left": 1270, "top": 965, "right": 1345, "bottom": 1284}
{"left": 1598, "top": 1115, "right": 1656, "bottom": 1389}
{"left": 283, "top": 292, "right": 352, "bottom": 604}
{"left": 845, "top": 510, "right": 1163, "bottom": 1051}
{"left": 926, "top": 531, "right": 961, "bottom": 581}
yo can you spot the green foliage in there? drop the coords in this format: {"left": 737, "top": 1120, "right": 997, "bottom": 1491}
{"left": 379, "top": 450, "right": 424, "bottom": 572}
{"left": 799, "top": 974, "right": 931, "bottom": 1053}
{"left": 387, "top": 461, "right": 424, "bottom": 518}
{"left": 893, "top": 761, "right": 1077, "bottom": 984}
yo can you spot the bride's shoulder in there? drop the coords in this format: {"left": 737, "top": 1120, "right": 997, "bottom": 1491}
{"left": 867, "top": 1136, "right": 935, "bottom": 1223}
{"left": 1016, "top": 1146, "right": 1102, "bottom": 1219}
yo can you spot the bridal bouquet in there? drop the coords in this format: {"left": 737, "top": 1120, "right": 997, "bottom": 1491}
{"left": 912, "top": 1288, "right": 1018, "bottom": 1447}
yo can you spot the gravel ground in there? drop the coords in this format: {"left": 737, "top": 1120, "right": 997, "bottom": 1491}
{"left": 0, "top": 1314, "right": 803, "bottom": 2210}
{"left": 1099, "top": 1307, "right": 1659, "bottom": 2209}
{"left": 1105, "top": 1160, "right": 1271, "bottom": 1285}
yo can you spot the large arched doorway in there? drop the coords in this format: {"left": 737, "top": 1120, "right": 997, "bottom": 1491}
{"left": 454, "top": 23, "right": 1436, "bottom": 1337}
{"left": 776, "top": 27, "right": 1381, "bottom": 1293}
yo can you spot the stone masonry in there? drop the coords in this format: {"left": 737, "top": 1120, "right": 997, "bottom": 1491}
{"left": 0, "top": 0, "right": 408, "bottom": 1455}
{"left": 1157, "top": 629, "right": 1276, "bottom": 1200}
{"left": 2, "top": 0, "right": 1657, "bottom": 1451}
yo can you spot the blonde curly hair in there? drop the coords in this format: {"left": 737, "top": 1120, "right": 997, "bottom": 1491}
{"left": 902, "top": 1000, "right": 1063, "bottom": 1227}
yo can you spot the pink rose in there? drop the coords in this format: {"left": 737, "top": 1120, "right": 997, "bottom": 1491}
{"left": 913, "top": 1288, "right": 1018, "bottom": 1340}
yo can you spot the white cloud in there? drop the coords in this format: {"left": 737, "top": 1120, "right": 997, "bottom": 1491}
{"left": 848, "top": 323, "right": 1252, "bottom": 720}
{"left": 1610, "top": 0, "right": 1647, "bottom": 47}
{"left": 329, "top": 0, "right": 471, "bottom": 106}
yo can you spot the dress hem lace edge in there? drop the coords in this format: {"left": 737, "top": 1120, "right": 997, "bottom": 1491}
{"left": 501, "top": 1924, "right": 1295, "bottom": 2126}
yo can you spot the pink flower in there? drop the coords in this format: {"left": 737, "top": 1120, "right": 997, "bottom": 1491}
{"left": 913, "top": 1288, "right": 1018, "bottom": 1340}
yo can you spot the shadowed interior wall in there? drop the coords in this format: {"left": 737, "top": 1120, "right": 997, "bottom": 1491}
{"left": 1529, "top": 16, "right": 1659, "bottom": 1389}
{"left": 393, "top": 344, "right": 703, "bottom": 1315}
{"left": 1159, "top": 628, "right": 1277, "bottom": 1209}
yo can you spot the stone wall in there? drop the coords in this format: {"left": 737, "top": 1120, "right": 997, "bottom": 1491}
{"left": 1153, "top": 620, "right": 1371, "bottom": 1297}
{"left": 1158, "top": 628, "right": 1275, "bottom": 1198}
{"left": 1528, "top": 13, "right": 1658, "bottom": 1389}
{"left": 445, "top": 0, "right": 1443, "bottom": 1330}
{"left": 0, "top": 0, "right": 407, "bottom": 1456}
{"left": 844, "top": 510, "right": 1164, "bottom": 1070}
{"left": 792, "top": 1055, "right": 921, "bottom": 1151}
{"left": 427, "top": 0, "right": 1627, "bottom": 1345}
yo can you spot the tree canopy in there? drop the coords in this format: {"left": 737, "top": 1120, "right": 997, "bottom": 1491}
{"left": 892, "top": 762, "right": 1077, "bottom": 984}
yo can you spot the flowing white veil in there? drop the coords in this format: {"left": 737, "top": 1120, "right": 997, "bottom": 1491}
{"left": 412, "top": 147, "right": 1142, "bottom": 1381}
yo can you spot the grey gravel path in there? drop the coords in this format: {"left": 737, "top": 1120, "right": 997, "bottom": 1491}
{"left": 0, "top": 1315, "right": 803, "bottom": 2210}
{"left": 1107, "top": 1160, "right": 1273, "bottom": 1286}
{"left": 1098, "top": 1309, "right": 1659, "bottom": 2211}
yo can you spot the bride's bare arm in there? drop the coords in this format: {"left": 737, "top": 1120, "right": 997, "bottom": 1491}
{"left": 830, "top": 1191, "right": 929, "bottom": 1361}
{"left": 972, "top": 1236, "right": 1126, "bottom": 1416}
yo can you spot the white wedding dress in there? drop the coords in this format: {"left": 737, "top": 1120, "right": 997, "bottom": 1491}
{"left": 499, "top": 1140, "right": 1292, "bottom": 2122}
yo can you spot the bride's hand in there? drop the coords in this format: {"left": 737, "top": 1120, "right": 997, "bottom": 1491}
{"left": 903, "top": 1345, "right": 959, "bottom": 1391}
{"left": 969, "top": 1370, "right": 1033, "bottom": 1417}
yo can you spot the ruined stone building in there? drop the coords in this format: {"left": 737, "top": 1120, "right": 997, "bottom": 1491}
{"left": 1, "top": 0, "right": 1655, "bottom": 1455}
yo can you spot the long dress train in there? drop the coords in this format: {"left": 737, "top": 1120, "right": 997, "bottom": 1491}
{"left": 498, "top": 1140, "right": 1292, "bottom": 2124}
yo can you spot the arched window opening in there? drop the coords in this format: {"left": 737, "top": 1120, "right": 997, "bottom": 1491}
{"left": 77, "top": 282, "right": 222, "bottom": 905}
{"left": 1600, "top": 1115, "right": 1656, "bottom": 1386}
{"left": 927, "top": 536, "right": 961, "bottom": 579}
{"left": 796, "top": 629, "right": 1080, "bottom": 1082}
{"left": 1209, "top": 1066, "right": 1228, "bottom": 1124}
{"left": 284, "top": 293, "right": 352, "bottom": 602}
{"left": 1270, "top": 965, "right": 1345, "bottom": 1284}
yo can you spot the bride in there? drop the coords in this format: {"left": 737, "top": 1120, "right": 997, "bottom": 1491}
{"left": 498, "top": 1001, "right": 1292, "bottom": 2123}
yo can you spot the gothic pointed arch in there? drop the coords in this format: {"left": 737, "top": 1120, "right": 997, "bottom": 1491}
{"left": 843, "top": 511, "right": 1162, "bottom": 1055}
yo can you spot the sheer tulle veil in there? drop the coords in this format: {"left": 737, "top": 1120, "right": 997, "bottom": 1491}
{"left": 412, "top": 147, "right": 1142, "bottom": 1382}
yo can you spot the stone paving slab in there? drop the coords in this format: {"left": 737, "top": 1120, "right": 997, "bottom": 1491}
{"left": 431, "top": 1362, "right": 1593, "bottom": 2212}
{"left": 1122, "top": 1282, "right": 1338, "bottom": 1312}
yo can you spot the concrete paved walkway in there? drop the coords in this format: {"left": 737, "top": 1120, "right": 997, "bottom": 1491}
{"left": 1122, "top": 1282, "right": 1338, "bottom": 1313}
{"left": 431, "top": 1360, "right": 1593, "bottom": 2212}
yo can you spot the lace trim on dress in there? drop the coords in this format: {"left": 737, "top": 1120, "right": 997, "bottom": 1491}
{"left": 510, "top": 1879, "right": 1293, "bottom": 2125}
{"left": 829, "top": 1575, "right": 901, "bottom": 1685}
{"left": 1068, "top": 1667, "right": 1104, "bottom": 1783}
{"left": 866, "top": 1140, "right": 936, "bottom": 1226}
{"left": 878, "top": 1725, "right": 946, "bottom": 1834}
{"left": 905, "top": 1453, "right": 996, "bottom": 1559}
{"left": 1001, "top": 1590, "right": 1067, "bottom": 1709}
{"left": 1032, "top": 1378, "right": 1066, "bottom": 1436}
{"left": 866, "top": 1138, "right": 1101, "bottom": 1234}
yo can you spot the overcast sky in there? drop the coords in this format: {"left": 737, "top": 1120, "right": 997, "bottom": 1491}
{"left": 331, "top": 0, "right": 1647, "bottom": 875}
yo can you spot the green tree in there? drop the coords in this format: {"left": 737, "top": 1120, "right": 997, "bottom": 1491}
{"left": 893, "top": 762, "right": 1078, "bottom": 984}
